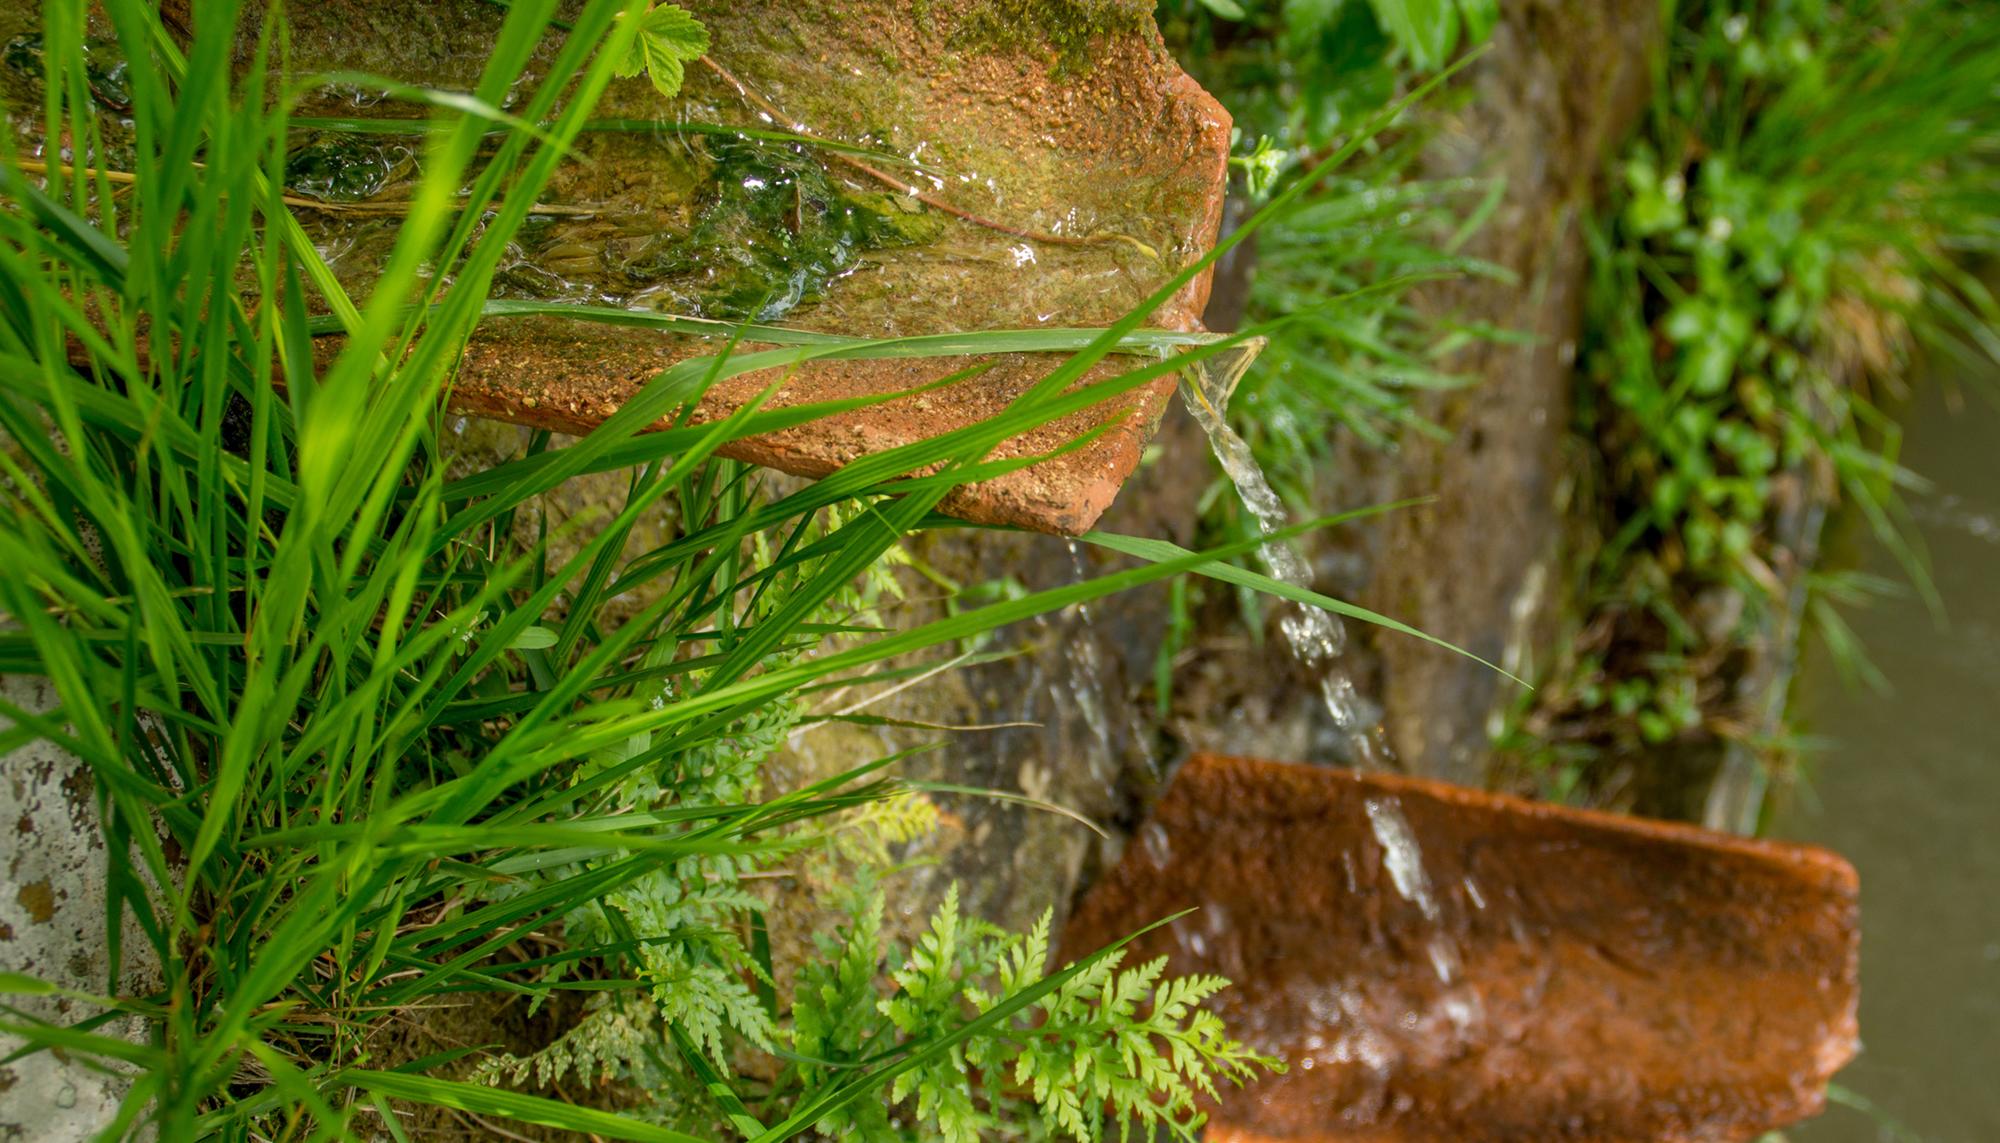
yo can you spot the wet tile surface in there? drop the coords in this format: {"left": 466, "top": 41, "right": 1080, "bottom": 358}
{"left": 1062, "top": 754, "right": 1860, "bottom": 1142}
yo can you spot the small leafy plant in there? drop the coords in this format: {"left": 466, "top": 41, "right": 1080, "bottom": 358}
{"left": 1153, "top": 0, "right": 1501, "bottom": 673}
{"left": 614, "top": 3, "right": 709, "bottom": 97}
{"left": 1503, "top": 0, "right": 2000, "bottom": 802}
{"left": 793, "top": 888, "right": 1278, "bottom": 1142}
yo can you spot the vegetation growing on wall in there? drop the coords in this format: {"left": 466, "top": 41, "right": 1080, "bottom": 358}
{"left": 10, "top": 0, "right": 1982, "bottom": 1133}
{"left": 1498, "top": 0, "right": 2000, "bottom": 807}
{"left": 1149, "top": 0, "right": 1500, "bottom": 671}
{"left": 0, "top": 0, "right": 1528, "bottom": 1136}
{"left": 1160, "top": 0, "right": 1500, "bottom": 468}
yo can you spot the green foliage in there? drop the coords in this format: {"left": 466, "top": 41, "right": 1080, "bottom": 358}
{"left": 1153, "top": 0, "right": 1502, "bottom": 664}
{"left": 793, "top": 888, "right": 1279, "bottom": 1142}
{"left": 1158, "top": 0, "right": 1506, "bottom": 463}
{"left": 465, "top": 516, "right": 891, "bottom": 1108}
{"left": 1159, "top": 0, "right": 1495, "bottom": 145}
{"left": 1506, "top": 0, "right": 2000, "bottom": 797}
{"left": 0, "top": 1, "right": 1446, "bottom": 1136}
{"left": 1361, "top": 0, "right": 1497, "bottom": 72}
{"left": 614, "top": 3, "right": 710, "bottom": 97}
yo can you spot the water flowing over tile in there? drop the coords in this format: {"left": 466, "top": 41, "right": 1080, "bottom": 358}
{"left": 1062, "top": 754, "right": 1861, "bottom": 1142}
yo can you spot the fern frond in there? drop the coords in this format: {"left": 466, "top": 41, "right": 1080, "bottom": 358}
{"left": 807, "top": 884, "right": 1281, "bottom": 1140}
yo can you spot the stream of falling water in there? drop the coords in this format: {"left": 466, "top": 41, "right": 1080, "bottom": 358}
{"left": 1178, "top": 345, "right": 1394, "bottom": 769}
{"left": 1176, "top": 349, "right": 1485, "bottom": 1100}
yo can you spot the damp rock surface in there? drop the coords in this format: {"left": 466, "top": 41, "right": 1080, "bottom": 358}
{"left": 447, "top": 0, "right": 1231, "bottom": 535}
{"left": 0, "top": 675, "right": 162, "bottom": 1140}
{"left": 1061, "top": 753, "right": 1861, "bottom": 1142}
{"left": 5, "top": 0, "right": 1230, "bottom": 535}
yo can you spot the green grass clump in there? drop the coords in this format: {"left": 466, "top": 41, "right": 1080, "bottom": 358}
{"left": 1160, "top": 0, "right": 1503, "bottom": 456}
{"left": 1149, "top": 0, "right": 1502, "bottom": 677}
{"left": 1501, "top": 0, "right": 2000, "bottom": 803}
{"left": 0, "top": 0, "right": 1496, "bottom": 1136}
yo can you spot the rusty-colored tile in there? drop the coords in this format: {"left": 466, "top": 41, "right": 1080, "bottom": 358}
{"left": 1060, "top": 754, "right": 1860, "bottom": 1142}
{"left": 448, "top": 318, "right": 1191, "bottom": 536}
{"left": 276, "top": 0, "right": 1232, "bottom": 534}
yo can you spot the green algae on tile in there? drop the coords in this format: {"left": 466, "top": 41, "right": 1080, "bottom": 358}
{"left": 948, "top": 0, "right": 1150, "bottom": 74}
{"left": 3, "top": 0, "right": 1216, "bottom": 356}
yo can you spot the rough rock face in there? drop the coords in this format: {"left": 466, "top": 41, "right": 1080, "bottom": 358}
{"left": 247, "top": 0, "right": 1234, "bottom": 535}
{"left": 1358, "top": 0, "right": 1659, "bottom": 784}
{"left": 896, "top": 0, "right": 1665, "bottom": 928}
{"left": 434, "top": 0, "right": 1666, "bottom": 937}
{"left": 0, "top": 676, "right": 161, "bottom": 1138}
{"left": 1061, "top": 754, "right": 1861, "bottom": 1142}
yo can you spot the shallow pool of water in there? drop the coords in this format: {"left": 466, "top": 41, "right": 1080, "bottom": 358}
{"left": 1775, "top": 358, "right": 2000, "bottom": 1142}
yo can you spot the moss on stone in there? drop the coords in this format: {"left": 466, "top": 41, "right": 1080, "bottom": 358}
{"left": 949, "top": 0, "right": 1147, "bottom": 75}
{"left": 553, "top": 135, "right": 947, "bottom": 322}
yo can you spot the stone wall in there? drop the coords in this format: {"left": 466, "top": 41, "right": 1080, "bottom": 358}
{"left": 0, "top": 675, "right": 160, "bottom": 1139}
{"left": 1338, "top": 0, "right": 1659, "bottom": 783}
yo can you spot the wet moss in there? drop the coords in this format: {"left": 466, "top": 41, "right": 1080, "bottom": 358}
{"left": 504, "top": 135, "right": 947, "bottom": 322}
{"left": 673, "top": 139, "right": 946, "bottom": 320}
{"left": 283, "top": 133, "right": 415, "bottom": 202}
{"left": 950, "top": 0, "right": 1147, "bottom": 75}
{"left": 3, "top": 31, "right": 131, "bottom": 112}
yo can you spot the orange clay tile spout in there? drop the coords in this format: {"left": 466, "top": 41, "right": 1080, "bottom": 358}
{"left": 1060, "top": 754, "right": 1861, "bottom": 1142}
{"left": 121, "top": 0, "right": 1232, "bottom": 534}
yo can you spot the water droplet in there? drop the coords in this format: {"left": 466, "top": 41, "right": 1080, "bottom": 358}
{"left": 1364, "top": 797, "right": 1438, "bottom": 921}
